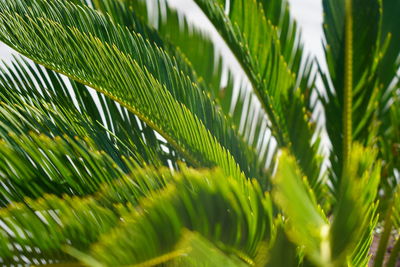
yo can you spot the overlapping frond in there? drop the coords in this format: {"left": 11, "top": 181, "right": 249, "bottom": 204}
{"left": 273, "top": 145, "right": 380, "bottom": 266}
{"left": 83, "top": 0, "right": 271, "bottom": 179}
{"left": 0, "top": 0, "right": 396, "bottom": 266}
{"left": 321, "top": 0, "right": 400, "bottom": 193}
{"left": 321, "top": 0, "right": 380, "bottom": 186}
{"left": 0, "top": 194, "right": 119, "bottom": 265}
{"left": 0, "top": 131, "right": 125, "bottom": 205}
{"left": 130, "top": 0, "right": 278, "bottom": 174}
{"left": 191, "top": 0, "right": 324, "bottom": 194}
{"left": 0, "top": 0, "right": 256, "bottom": 183}
{"left": 0, "top": 166, "right": 273, "bottom": 266}
{"left": 0, "top": 57, "right": 168, "bottom": 169}
{"left": 83, "top": 167, "right": 273, "bottom": 266}
{"left": 0, "top": 150, "right": 172, "bottom": 265}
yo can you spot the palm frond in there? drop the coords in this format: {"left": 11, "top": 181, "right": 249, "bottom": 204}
{"left": 330, "top": 144, "right": 380, "bottom": 264}
{"left": 0, "top": 149, "right": 172, "bottom": 265}
{"left": 272, "top": 151, "right": 329, "bottom": 266}
{"left": 377, "top": 0, "right": 400, "bottom": 90}
{"left": 262, "top": 218, "right": 299, "bottom": 267}
{"left": 191, "top": 0, "right": 324, "bottom": 193}
{"left": 0, "top": 166, "right": 272, "bottom": 266}
{"left": 273, "top": 145, "right": 380, "bottom": 266}
{"left": 171, "top": 231, "right": 248, "bottom": 267}
{"left": 379, "top": 92, "right": 400, "bottom": 199}
{"left": 0, "top": 131, "right": 126, "bottom": 205}
{"left": 84, "top": 167, "right": 273, "bottom": 266}
{"left": 0, "top": 194, "right": 120, "bottom": 265}
{"left": 369, "top": 1, "right": 400, "bottom": 188}
{"left": 0, "top": 0, "right": 252, "bottom": 182}
{"left": 373, "top": 176, "right": 400, "bottom": 267}
{"left": 321, "top": 0, "right": 400, "bottom": 192}
{"left": 130, "top": 0, "right": 280, "bottom": 175}
{"left": 0, "top": 57, "right": 168, "bottom": 169}
{"left": 84, "top": 0, "right": 272, "bottom": 179}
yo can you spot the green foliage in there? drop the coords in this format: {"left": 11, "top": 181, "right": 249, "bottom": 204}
{"left": 273, "top": 151, "right": 330, "bottom": 266}
{"left": 321, "top": 0, "right": 399, "bottom": 193}
{"left": 193, "top": 0, "right": 324, "bottom": 194}
{"left": 0, "top": 0, "right": 398, "bottom": 266}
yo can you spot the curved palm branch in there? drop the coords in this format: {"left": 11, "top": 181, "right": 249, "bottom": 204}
{"left": 0, "top": 0, "right": 253, "bottom": 183}
{"left": 85, "top": 0, "right": 274, "bottom": 179}
{"left": 189, "top": 0, "right": 324, "bottom": 194}
{"left": 0, "top": 57, "right": 168, "bottom": 168}
{"left": 0, "top": 0, "right": 398, "bottom": 266}
{"left": 321, "top": 0, "right": 400, "bottom": 194}
{"left": 0, "top": 166, "right": 273, "bottom": 266}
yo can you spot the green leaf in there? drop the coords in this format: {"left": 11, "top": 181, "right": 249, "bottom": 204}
{"left": 331, "top": 144, "right": 380, "bottom": 264}
{"left": 273, "top": 146, "right": 380, "bottom": 266}
{"left": 321, "top": 0, "right": 385, "bottom": 189}
{"left": 378, "top": 0, "right": 400, "bottom": 89}
{"left": 272, "top": 150, "right": 330, "bottom": 266}
{"left": 0, "top": 162, "right": 174, "bottom": 265}
{"left": 86, "top": 0, "right": 268, "bottom": 181}
{"left": 127, "top": 0, "right": 283, "bottom": 177}
{"left": 87, "top": 167, "right": 273, "bottom": 266}
{"left": 0, "top": 0, "right": 248, "bottom": 182}
{"left": 192, "top": 0, "right": 324, "bottom": 192}
{"left": 0, "top": 131, "right": 124, "bottom": 204}
{"left": 263, "top": 218, "right": 299, "bottom": 267}
{"left": 0, "top": 194, "right": 120, "bottom": 265}
{"left": 173, "top": 230, "right": 248, "bottom": 267}
{"left": 0, "top": 165, "right": 273, "bottom": 266}
{"left": 0, "top": 57, "right": 167, "bottom": 169}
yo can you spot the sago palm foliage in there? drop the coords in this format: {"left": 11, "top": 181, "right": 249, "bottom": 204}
{"left": 0, "top": 0, "right": 399, "bottom": 266}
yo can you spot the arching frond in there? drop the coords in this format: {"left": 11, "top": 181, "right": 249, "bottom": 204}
{"left": 0, "top": 194, "right": 119, "bottom": 265}
{"left": 0, "top": 0, "right": 253, "bottom": 183}
{"left": 191, "top": 0, "right": 324, "bottom": 194}
{"left": 83, "top": 0, "right": 271, "bottom": 179}
{"left": 0, "top": 131, "right": 125, "bottom": 205}
{"left": 273, "top": 145, "right": 380, "bottom": 266}
{"left": 0, "top": 0, "right": 395, "bottom": 266}
{"left": 0, "top": 158, "right": 172, "bottom": 265}
{"left": 125, "top": 0, "right": 278, "bottom": 174}
{"left": 321, "top": 0, "right": 400, "bottom": 193}
{"left": 85, "top": 167, "right": 273, "bottom": 266}
{"left": 0, "top": 57, "right": 167, "bottom": 169}
{"left": 0, "top": 166, "right": 273, "bottom": 266}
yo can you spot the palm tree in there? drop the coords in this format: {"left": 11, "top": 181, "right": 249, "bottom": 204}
{"left": 0, "top": 0, "right": 398, "bottom": 266}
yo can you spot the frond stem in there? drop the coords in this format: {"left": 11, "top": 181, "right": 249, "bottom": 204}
{"left": 343, "top": 0, "right": 353, "bottom": 173}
